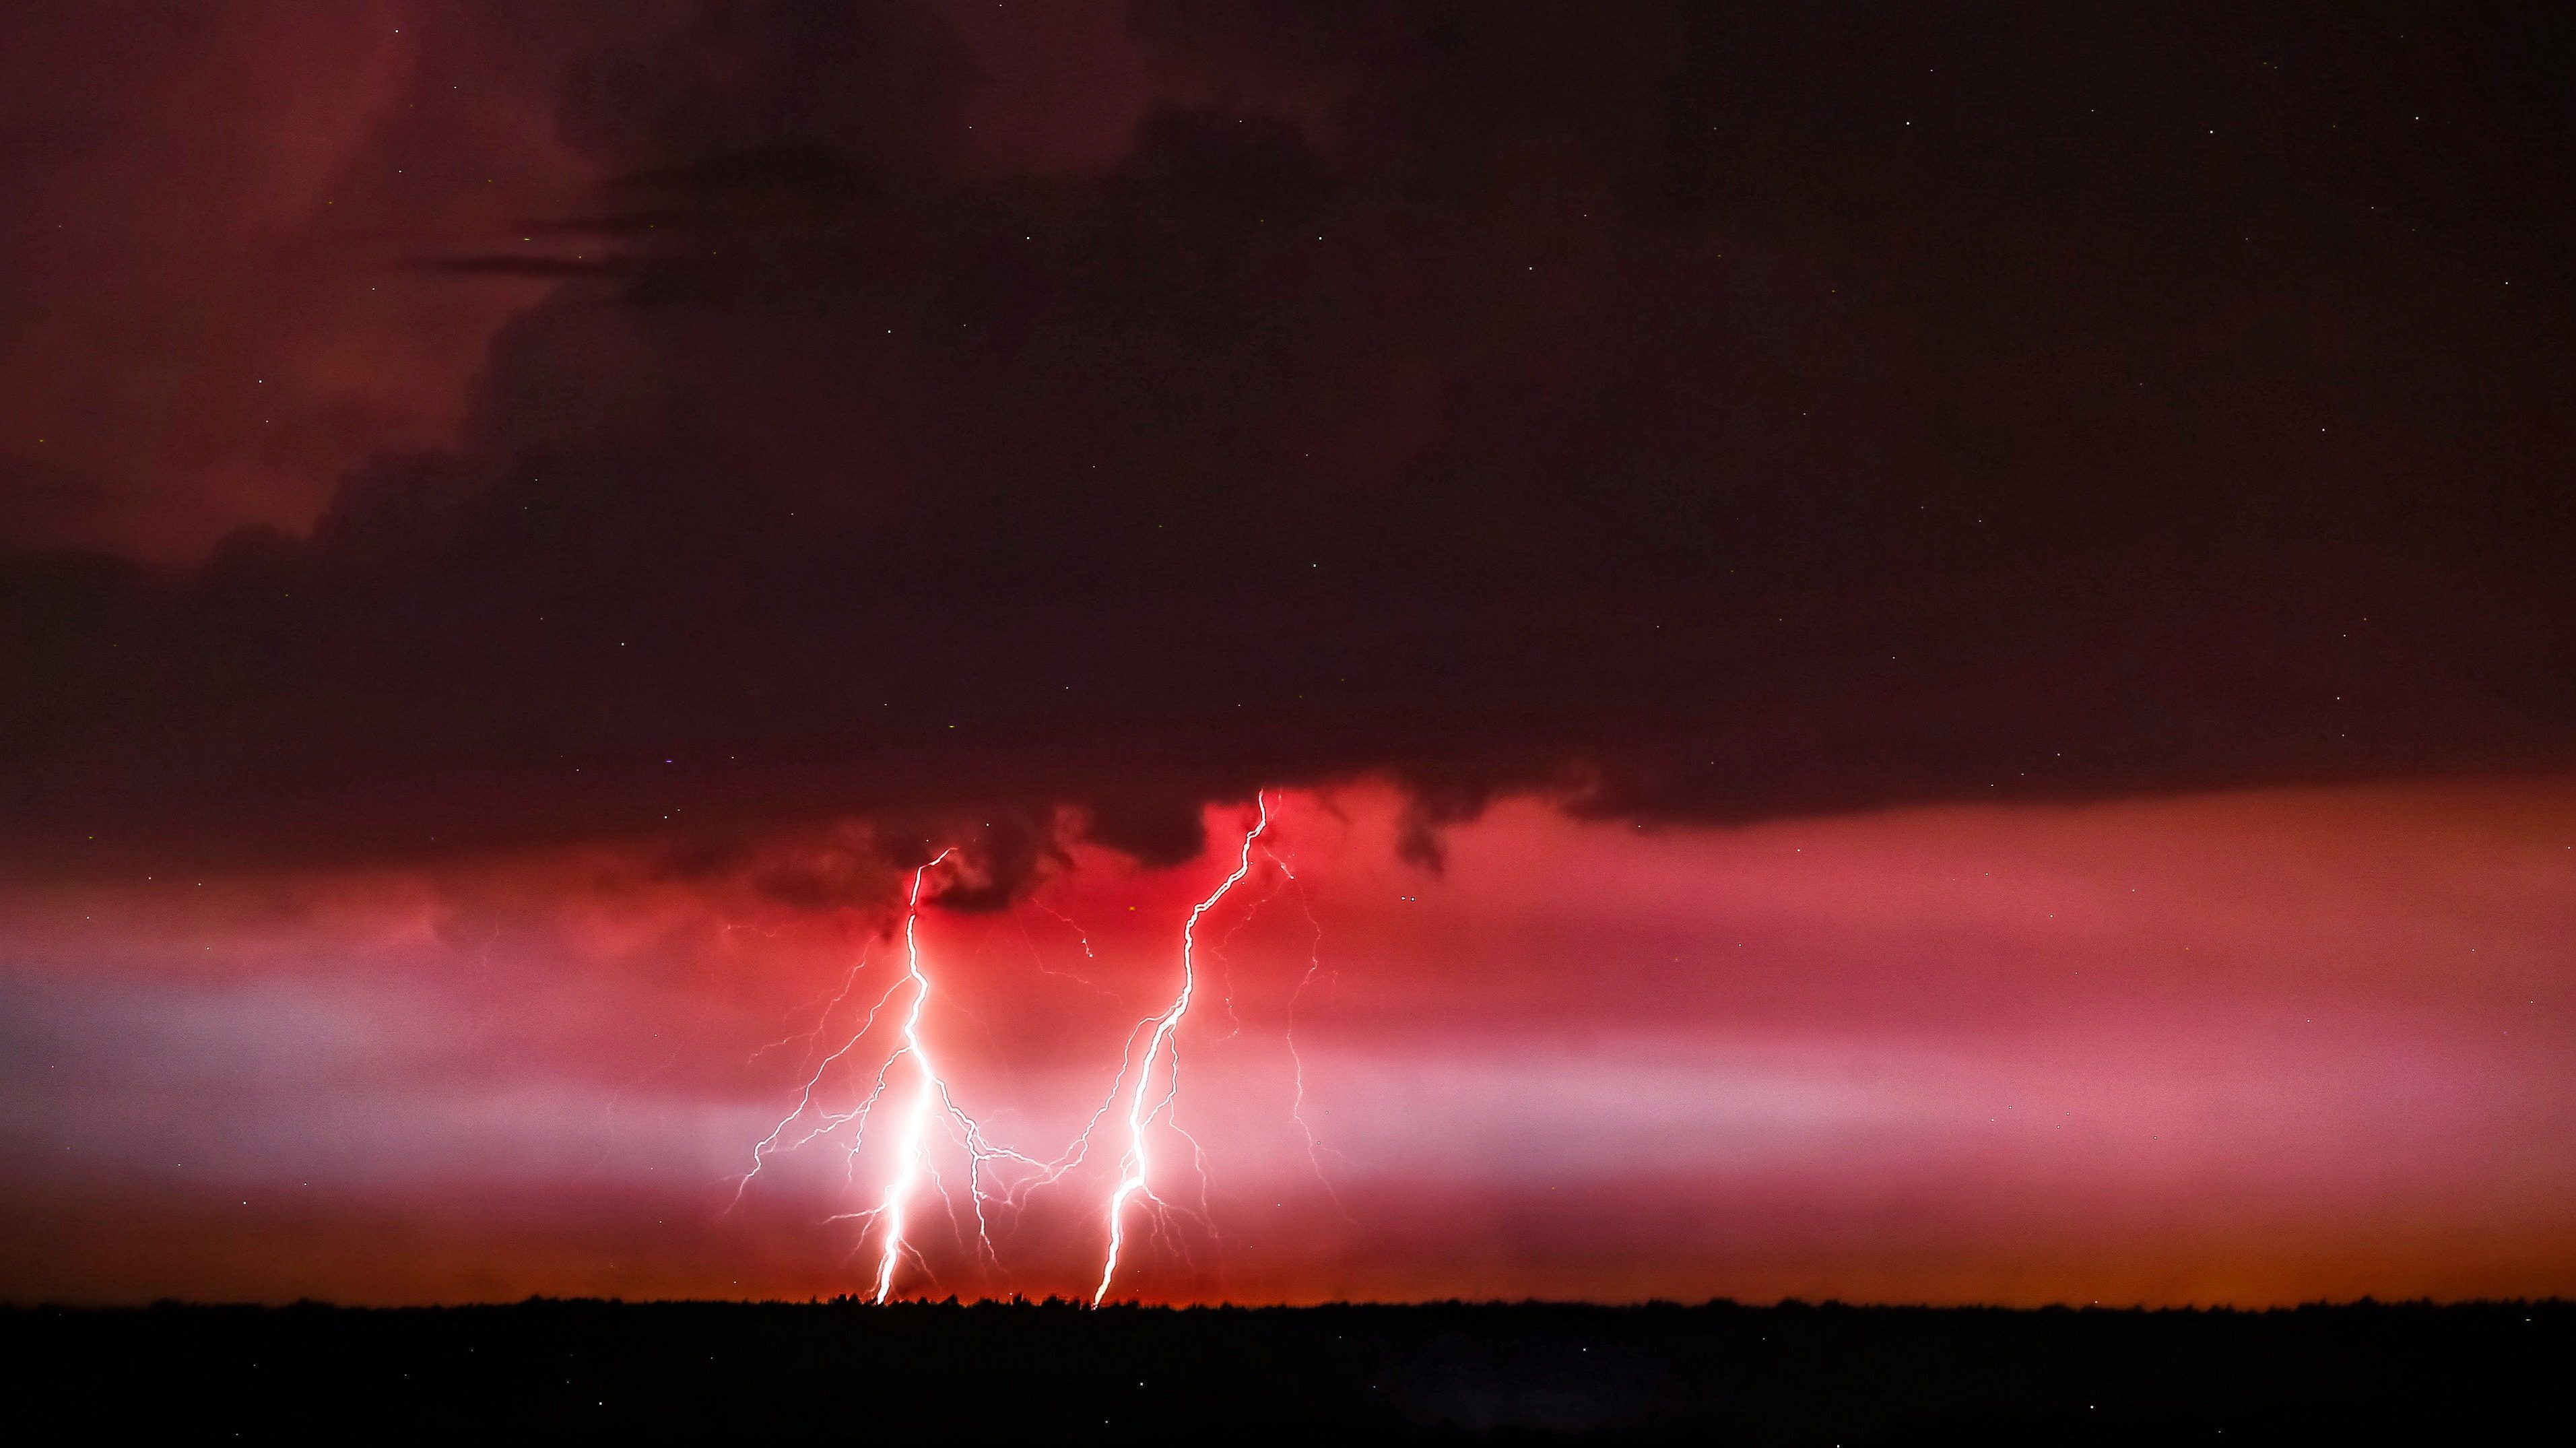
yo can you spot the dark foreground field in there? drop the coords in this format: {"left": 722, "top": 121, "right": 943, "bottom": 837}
{"left": 5, "top": 1297, "right": 2565, "bottom": 1442}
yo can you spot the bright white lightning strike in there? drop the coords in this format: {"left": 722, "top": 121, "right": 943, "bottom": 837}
{"left": 732, "top": 791, "right": 1327, "bottom": 1305}
{"left": 730, "top": 847, "right": 1044, "bottom": 1303}
{"left": 868, "top": 849, "right": 958, "bottom": 1302}
{"left": 1092, "top": 793, "right": 1272, "bottom": 1305}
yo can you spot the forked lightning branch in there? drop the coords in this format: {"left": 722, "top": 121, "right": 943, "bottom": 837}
{"left": 728, "top": 794, "right": 1309, "bottom": 1303}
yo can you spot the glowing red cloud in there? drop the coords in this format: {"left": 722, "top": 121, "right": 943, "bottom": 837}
{"left": 1, "top": 779, "right": 2572, "bottom": 1306}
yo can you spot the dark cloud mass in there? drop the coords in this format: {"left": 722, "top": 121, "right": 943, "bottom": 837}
{"left": 4, "top": 1, "right": 2573, "bottom": 892}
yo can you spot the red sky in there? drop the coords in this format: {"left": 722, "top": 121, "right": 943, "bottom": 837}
{"left": 5, "top": 779, "right": 2570, "bottom": 1305}
{"left": 4, "top": 3, "right": 2572, "bottom": 1311}
{"left": 0, "top": 2, "right": 599, "bottom": 560}
{"left": 0, "top": 1, "right": 1154, "bottom": 562}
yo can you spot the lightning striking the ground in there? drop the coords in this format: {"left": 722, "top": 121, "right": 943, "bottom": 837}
{"left": 1091, "top": 794, "right": 1273, "bottom": 1305}
{"left": 729, "top": 793, "right": 1329, "bottom": 1303}
{"left": 729, "top": 849, "right": 1047, "bottom": 1301}
{"left": 864, "top": 849, "right": 969, "bottom": 1301}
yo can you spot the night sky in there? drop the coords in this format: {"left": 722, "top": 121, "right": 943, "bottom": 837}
{"left": 3, "top": 1, "right": 2572, "bottom": 1307}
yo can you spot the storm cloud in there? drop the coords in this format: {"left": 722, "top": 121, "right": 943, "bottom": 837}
{"left": 5, "top": 1, "right": 2571, "bottom": 896}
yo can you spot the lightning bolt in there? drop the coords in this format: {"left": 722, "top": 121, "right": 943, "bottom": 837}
{"left": 1091, "top": 793, "right": 1272, "bottom": 1305}
{"left": 863, "top": 849, "right": 963, "bottom": 1301}
{"left": 730, "top": 847, "right": 1048, "bottom": 1301}
{"left": 731, "top": 792, "right": 1336, "bottom": 1305}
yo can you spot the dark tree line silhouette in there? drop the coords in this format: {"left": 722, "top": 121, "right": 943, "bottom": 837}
{"left": 5, "top": 1296, "right": 2565, "bottom": 1441}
